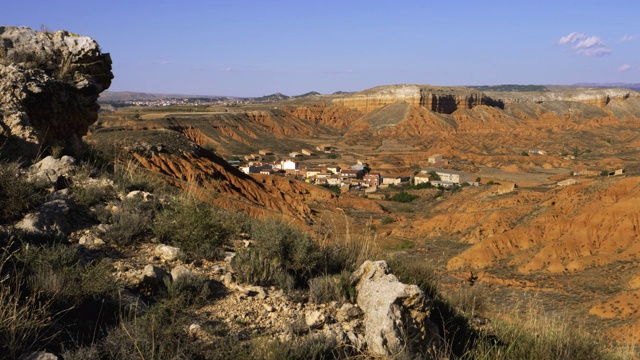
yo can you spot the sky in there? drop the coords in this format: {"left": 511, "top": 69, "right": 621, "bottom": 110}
{"left": 2, "top": 0, "right": 639, "bottom": 97}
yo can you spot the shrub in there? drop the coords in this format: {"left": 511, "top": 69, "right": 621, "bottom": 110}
{"left": 154, "top": 197, "right": 239, "bottom": 259}
{"left": 390, "top": 191, "right": 419, "bottom": 203}
{"left": 308, "top": 270, "right": 353, "bottom": 304}
{"left": 251, "top": 333, "right": 349, "bottom": 360}
{"left": 0, "top": 162, "right": 47, "bottom": 224}
{"left": 0, "top": 246, "right": 54, "bottom": 359}
{"left": 19, "top": 244, "right": 117, "bottom": 306}
{"left": 467, "top": 302, "right": 616, "bottom": 360}
{"left": 98, "top": 198, "right": 157, "bottom": 246}
{"left": 250, "top": 218, "right": 322, "bottom": 284}
{"left": 72, "top": 181, "right": 117, "bottom": 208}
{"left": 231, "top": 248, "right": 294, "bottom": 291}
{"left": 381, "top": 216, "right": 395, "bottom": 225}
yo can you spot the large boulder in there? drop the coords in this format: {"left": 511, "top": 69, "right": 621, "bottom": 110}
{"left": 351, "top": 260, "right": 437, "bottom": 356}
{"left": 0, "top": 26, "right": 112, "bottom": 160}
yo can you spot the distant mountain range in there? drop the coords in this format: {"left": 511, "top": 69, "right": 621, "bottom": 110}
{"left": 572, "top": 83, "right": 640, "bottom": 91}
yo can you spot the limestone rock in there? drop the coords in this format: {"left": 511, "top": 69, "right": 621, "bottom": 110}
{"left": 126, "top": 190, "right": 155, "bottom": 202}
{"left": 351, "top": 260, "right": 435, "bottom": 356}
{"left": 336, "top": 303, "right": 361, "bottom": 322}
{"left": 15, "top": 199, "right": 78, "bottom": 238}
{"left": 19, "top": 351, "right": 59, "bottom": 360}
{"left": 0, "top": 26, "right": 112, "bottom": 160}
{"left": 29, "top": 155, "right": 76, "bottom": 184}
{"left": 305, "top": 310, "right": 325, "bottom": 328}
{"left": 171, "top": 264, "right": 192, "bottom": 282}
{"left": 155, "top": 244, "right": 181, "bottom": 261}
{"left": 142, "top": 264, "right": 169, "bottom": 284}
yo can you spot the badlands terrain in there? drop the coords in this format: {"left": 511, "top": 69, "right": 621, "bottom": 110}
{"left": 97, "top": 83, "right": 640, "bottom": 343}
{"left": 2, "top": 25, "right": 640, "bottom": 358}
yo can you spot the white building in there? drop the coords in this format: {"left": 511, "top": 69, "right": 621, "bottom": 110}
{"left": 281, "top": 159, "right": 297, "bottom": 170}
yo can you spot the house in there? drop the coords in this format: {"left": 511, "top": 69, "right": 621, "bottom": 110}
{"left": 281, "top": 159, "right": 297, "bottom": 170}
{"left": 340, "top": 169, "right": 365, "bottom": 180}
{"left": 326, "top": 165, "right": 341, "bottom": 174}
{"left": 258, "top": 149, "right": 273, "bottom": 156}
{"left": 226, "top": 159, "right": 240, "bottom": 166}
{"left": 244, "top": 154, "right": 258, "bottom": 161}
{"left": 364, "top": 172, "right": 382, "bottom": 188}
{"left": 351, "top": 161, "right": 369, "bottom": 171}
{"left": 573, "top": 167, "right": 599, "bottom": 176}
{"left": 302, "top": 167, "right": 323, "bottom": 178}
{"left": 414, "top": 174, "right": 431, "bottom": 185}
{"left": 289, "top": 151, "right": 302, "bottom": 158}
{"left": 528, "top": 149, "right": 547, "bottom": 156}
{"left": 327, "top": 175, "right": 342, "bottom": 186}
{"left": 497, "top": 183, "right": 518, "bottom": 195}
{"left": 431, "top": 181, "right": 455, "bottom": 189}
{"left": 242, "top": 164, "right": 272, "bottom": 175}
{"left": 557, "top": 179, "right": 577, "bottom": 186}
{"left": 301, "top": 148, "right": 315, "bottom": 156}
{"left": 382, "top": 176, "right": 411, "bottom": 186}
{"left": 421, "top": 168, "right": 472, "bottom": 184}
{"left": 316, "top": 144, "right": 334, "bottom": 152}
{"left": 428, "top": 154, "right": 443, "bottom": 164}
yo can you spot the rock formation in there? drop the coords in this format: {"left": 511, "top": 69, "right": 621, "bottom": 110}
{"left": 0, "top": 26, "right": 112, "bottom": 160}
{"left": 351, "top": 260, "right": 436, "bottom": 356}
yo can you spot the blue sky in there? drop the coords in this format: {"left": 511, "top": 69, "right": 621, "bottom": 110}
{"left": 3, "top": 0, "right": 639, "bottom": 96}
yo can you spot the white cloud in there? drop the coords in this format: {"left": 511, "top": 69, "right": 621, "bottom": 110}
{"left": 557, "top": 32, "right": 612, "bottom": 56}
{"left": 619, "top": 34, "right": 638, "bottom": 42}
{"left": 559, "top": 32, "right": 585, "bottom": 45}
{"left": 159, "top": 60, "right": 171, "bottom": 65}
{"left": 220, "top": 67, "right": 234, "bottom": 72}
{"left": 616, "top": 64, "right": 632, "bottom": 72}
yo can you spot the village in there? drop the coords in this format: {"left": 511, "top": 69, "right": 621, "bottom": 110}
{"left": 228, "top": 148, "right": 478, "bottom": 195}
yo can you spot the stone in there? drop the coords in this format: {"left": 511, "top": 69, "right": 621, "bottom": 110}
{"left": 222, "top": 272, "right": 234, "bottom": 287}
{"left": 15, "top": 199, "right": 78, "bottom": 238}
{"left": 336, "top": 303, "right": 361, "bottom": 322}
{"left": 351, "top": 260, "right": 435, "bottom": 356}
{"left": 263, "top": 304, "right": 275, "bottom": 312}
{"left": 171, "top": 265, "right": 192, "bottom": 282}
{"left": 19, "top": 351, "right": 59, "bottom": 360}
{"left": 142, "top": 264, "right": 169, "bottom": 283}
{"left": 126, "top": 190, "right": 155, "bottom": 202}
{"left": 224, "top": 251, "right": 236, "bottom": 262}
{"left": 188, "top": 323, "right": 201, "bottom": 335}
{"left": 78, "top": 233, "right": 105, "bottom": 247}
{"left": 305, "top": 310, "right": 325, "bottom": 328}
{"left": 29, "top": 155, "right": 76, "bottom": 185}
{"left": 0, "top": 26, "right": 113, "bottom": 160}
{"left": 154, "top": 244, "right": 181, "bottom": 261}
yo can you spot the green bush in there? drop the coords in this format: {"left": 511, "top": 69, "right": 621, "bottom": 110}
{"left": 0, "top": 162, "right": 47, "bottom": 224}
{"left": 232, "top": 248, "right": 294, "bottom": 291}
{"left": 390, "top": 191, "right": 419, "bottom": 203}
{"left": 381, "top": 216, "right": 395, "bottom": 224}
{"left": 250, "top": 218, "right": 322, "bottom": 284}
{"left": 19, "top": 244, "right": 117, "bottom": 306}
{"left": 98, "top": 197, "right": 157, "bottom": 246}
{"left": 251, "top": 333, "right": 349, "bottom": 360}
{"left": 72, "top": 181, "right": 117, "bottom": 207}
{"left": 308, "top": 270, "right": 353, "bottom": 304}
{"left": 154, "top": 197, "right": 240, "bottom": 259}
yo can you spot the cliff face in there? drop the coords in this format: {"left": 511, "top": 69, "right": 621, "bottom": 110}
{"left": 0, "top": 26, "right": 112, "bottom": 160}
{"left": 332, "top": 84, "right": 636, "bottom": 116}
{"left": 332, "top": 84, "right": 503, "bottom": 114}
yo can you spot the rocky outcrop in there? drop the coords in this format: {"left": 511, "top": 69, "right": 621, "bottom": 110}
{"left": 332, "top": 84, "right": 638, "bottom": 116}
{"left": 0, "top": 26, "right": 112, "bottom": 160}
{"left": 351, "top": 260, "right": 436, "bottom": 356}
{"left": 333, "top": 84, "right": 503, "bottom": 114}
